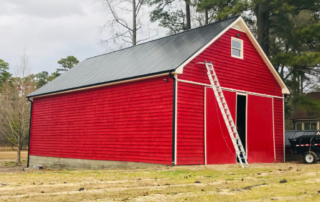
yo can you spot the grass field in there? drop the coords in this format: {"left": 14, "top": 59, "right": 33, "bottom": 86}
{"left": 1, "top": 152, "right": 320, "bottom": 202}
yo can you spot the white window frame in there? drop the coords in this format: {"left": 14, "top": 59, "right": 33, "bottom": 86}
{"left": 231, "top": 37, "right": 243, "bottom": 59}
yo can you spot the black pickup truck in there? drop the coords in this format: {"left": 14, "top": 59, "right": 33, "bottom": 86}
{"left": 289, "top": 135, "right": 320, "bottom": 164}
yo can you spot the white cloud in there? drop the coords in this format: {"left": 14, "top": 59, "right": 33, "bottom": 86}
{"left": 0, "top": 0, "right": 85, "bottom": 18}
{"left": 0, "top": 0, "right": 167, "bottom": 76}
{"left": 0, "top": 0, "right": 106, "bottom": 75}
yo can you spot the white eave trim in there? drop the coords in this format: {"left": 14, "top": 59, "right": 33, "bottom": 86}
{"left": 28, "top": 72, "right": 170, "bottom": 100}
{"left": 174, "top": 17, "right": 290, "bottom": 95}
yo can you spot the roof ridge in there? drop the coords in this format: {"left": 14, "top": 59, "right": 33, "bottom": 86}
{"left": 87, "top": 16, "right": 240, "bottom": 60}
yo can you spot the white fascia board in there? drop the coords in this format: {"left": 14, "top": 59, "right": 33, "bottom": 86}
{"left": 174, "top": 17, "right": 290, "bottom": 95}
{"left": 29, "top": 73, "right": 170, "bottom": 99}
{"left": 175, "top": 18, "right": 240, "bottom": 74}
{"left": 237, "top": 18, "right": 290, "bottom": 95}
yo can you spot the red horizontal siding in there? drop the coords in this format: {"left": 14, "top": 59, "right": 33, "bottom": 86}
{"left": 176, "top": 28, "right": 283, "bottom": 165}
{"left": 247, "top": 95, "right": 274, "bottom": 163}
{"left": 30, "top": 76, "right": 173, "bottom": 165}
{"left": 177, "top": 81, "right": 205, "bottom": 165}
{"left": 179, "top": 28, "right": 282, "bottom": 97}
{"left": 206, "top": 89, "right": 236, "bottom": 164}
{"left": 274, "top": 98, "right": 284, "bottom": 162}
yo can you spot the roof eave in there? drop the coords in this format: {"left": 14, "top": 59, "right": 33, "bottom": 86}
{"left": 27, "top": 70, "right": 173, "bottom": 99}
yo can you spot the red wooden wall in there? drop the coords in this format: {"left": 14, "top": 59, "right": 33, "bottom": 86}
{"left": 176, "top": 82, "right": 204, "bottom": 165}
{"left": 206, "top": 89, "right": 236, "bottom": 164}
{"left": 30, "top": 75, "right": 173, "bottom": 165}
{"left": 247, "top": 95, "right": 274, "bottom": 163}
{"left": 177, "top": 28, "right": 284, "bottom": 164}
{"left": 274, "top": 98, "right": 284, "bottom": 162}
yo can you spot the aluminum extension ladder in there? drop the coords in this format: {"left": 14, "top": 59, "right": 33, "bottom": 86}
{"left": 204, "top": 60, "right": 249, "bottom": 168}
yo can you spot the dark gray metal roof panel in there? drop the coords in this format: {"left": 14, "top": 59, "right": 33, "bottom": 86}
{"left": 285, "top": 130, "right": 320, "bottom": 146}
{"left": 29, "top": 17, "right": 238, "bottom": 97}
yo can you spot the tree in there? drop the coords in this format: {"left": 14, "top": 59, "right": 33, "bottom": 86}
{"left": 100, "top": 0, "right": 154, "bottom": 48}
{"left": 0, "top": 59, "right": 12, "bottom": 91}
{"left": 148, "top": 0, "right": 192, "bottom": 34}
{"left": 57, "top": 56, "right": 79, "bottom": 74}
{"left": 0, "top": 77, "right": 35, "bottom": 164}
{"left": 0, "top": 52, "right": 35, "bottom": 164}
{"left": 268, "top": 10, "right": 320, "bottom": 117}
{"left": 34, "top": 56, "right": 79, "bottom": 86}
{"left": 47, "top": 71, "right": 60, "bottom": 82}
{"left": 35, "top": 71, "right": 49, "bottom": 88}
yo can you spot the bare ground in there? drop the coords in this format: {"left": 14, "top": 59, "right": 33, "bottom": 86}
{"left": 1, "top": 152, "right": 320, "bottom": 202}
{"left": 0, "top": 151, "right": 27, "bottom": 172}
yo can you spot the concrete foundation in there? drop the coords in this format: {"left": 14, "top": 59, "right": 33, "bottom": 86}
{"left": 29, "top": 155, "right": 166, "bottom": 169}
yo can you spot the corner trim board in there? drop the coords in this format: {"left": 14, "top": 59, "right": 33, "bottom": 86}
{"left": 283, "top": 96, "right": 285, "bottom": 162}
{"left": 174, "top": 74, "right": 178, "bottom": 165}
{"left": 169, "top": 72, "right": 177, "bottom": 165}
{"left": 272, "top": 98, "right": 276, "bottom": 162}
{"left": 204, "top": 87, "right": 207, "bottom": 165}
{"left": 27, "top": 98, "right": 33, "bottom": 167}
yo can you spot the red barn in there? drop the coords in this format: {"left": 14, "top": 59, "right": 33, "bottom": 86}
{"left": 27, "top": 16, "right": 289, "bottom": 169}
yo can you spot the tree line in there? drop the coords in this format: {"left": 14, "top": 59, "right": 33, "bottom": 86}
{"left": 0, "top": 55, "right": 79, "bottom": 164}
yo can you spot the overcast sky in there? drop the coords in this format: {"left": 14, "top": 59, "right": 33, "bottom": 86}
{"left": 0, "top": 0, "right": 166, "bottom": 76}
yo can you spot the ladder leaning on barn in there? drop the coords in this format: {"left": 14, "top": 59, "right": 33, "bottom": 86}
{"left": 202, "top": 60, "right": 250, "bottom": 168}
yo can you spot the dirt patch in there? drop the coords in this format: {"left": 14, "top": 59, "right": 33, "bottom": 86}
{"left": 0, "top": 151, "right": 28, "bottom": 172}
{"left": 0, "top": 165, "right": 25, "bottom": 172}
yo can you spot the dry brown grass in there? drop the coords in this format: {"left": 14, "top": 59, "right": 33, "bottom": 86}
{"left": 1, "top": 161, "right": 320, "bottom": 201}
{"left": 0, "top": 151, "right": 28, "bottom": 160}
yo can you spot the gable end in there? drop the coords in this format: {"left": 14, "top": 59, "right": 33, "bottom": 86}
{"left": 175, "top": 17, "right": 289, "bottom": 95}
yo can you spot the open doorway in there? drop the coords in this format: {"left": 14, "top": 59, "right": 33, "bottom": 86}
{"left": 236, "top": 94, "right": 247, "bottom": 152}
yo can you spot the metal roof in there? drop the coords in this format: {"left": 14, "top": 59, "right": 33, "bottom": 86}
{"left": 285, "top": 130, "right": 320, "bottom": 146}
{"left": 28, "top": 16, "right": 239, "bottom": 97}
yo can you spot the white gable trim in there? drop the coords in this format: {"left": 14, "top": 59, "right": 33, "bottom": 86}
{"left": 175, "top": 17, "right": 290, "bottom": 95}
{"left": 175, "top": 19, "right": 239, "bottom": 74}
{"left": 231, "top": 23, "right": 244, "bottom": 32}
{"left": 28, "top": 73, "right": 170, "bottom": 99}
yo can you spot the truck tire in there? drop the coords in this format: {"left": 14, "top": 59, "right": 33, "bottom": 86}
{"left": 303, "top": 151, "right": 317, "bottom": 164}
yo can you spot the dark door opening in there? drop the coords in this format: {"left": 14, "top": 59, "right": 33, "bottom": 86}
{"left": 236, "top": 95, "right": 247, "bottom": 152}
